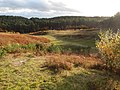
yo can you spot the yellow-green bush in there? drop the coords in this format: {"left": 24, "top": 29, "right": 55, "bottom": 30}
{"left": 96, "top": 30, "right": 120, "bottom": 72}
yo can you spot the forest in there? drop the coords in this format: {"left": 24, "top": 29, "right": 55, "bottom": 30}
{"left": 0, "top": 14, "right": 115, "bottom": 33}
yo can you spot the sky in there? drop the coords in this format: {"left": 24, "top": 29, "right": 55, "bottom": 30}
{"left": 0, "top": 0, "right": 120, "bottom": 18}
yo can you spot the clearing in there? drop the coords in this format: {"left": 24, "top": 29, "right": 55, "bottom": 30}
{"left": 0, "top": 30, "right": 120, "bottom": 90}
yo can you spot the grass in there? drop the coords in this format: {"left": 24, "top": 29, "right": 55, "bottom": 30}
{"left": 0, "top": 32, "right": 50, "bottom": 57}
{"left": 0, "top": 53, "right": 120, "bottom": 90}
{"left": 42, "top": 30, "right": 97, "bottom": 46}
{"left": 40, "top": 29, "right": 99, "bottom": 54}
{"left": 0, "top": 29, "right": 120, "bottom": 90}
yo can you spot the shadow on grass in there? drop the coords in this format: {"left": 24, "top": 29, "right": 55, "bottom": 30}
{"left": 59, "top": 44, "right": 92, "bottom": 55}
{"left": 50, "top": 32, "right": 99, "bottom": 54}
{"left": 53, "top": 34, "right": 98, "bottom": 40}
{"left": 53, "top": 34, "right": 97, "bottom": 49}
{"left": 56, "top": 70, "right": 120, "bottom": 90}
{"left": 30, "top": 31, "right": 49, "bottom": 35}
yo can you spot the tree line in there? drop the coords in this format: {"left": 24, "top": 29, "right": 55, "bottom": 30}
{"left": 0, "top": 13, "right": 119, "bottom": 33}
{"left": 100, "top": 12, "right": 120, "bottom": 31}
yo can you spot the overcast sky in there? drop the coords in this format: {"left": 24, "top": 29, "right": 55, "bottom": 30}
{"left": 0, "top": 0, "right": 120, "bottom": 18}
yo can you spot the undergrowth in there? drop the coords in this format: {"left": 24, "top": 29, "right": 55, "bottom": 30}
{"left": 0, "top": 30, "right": 120, "bottom": 89}
{"left": 44, "top": 54, "right": 103, "bottom": 73}
{"left": 0, "top": 43, "right": 93, "bottom": 58}
{"left": 0, "top": 44, "right": 37, "bottom": 57}
{"left": 0, "top": 54, "right": 120, "bottom": 90}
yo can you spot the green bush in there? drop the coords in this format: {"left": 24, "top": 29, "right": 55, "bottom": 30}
{"left": 0, "top": 44, "right": 37, "bottom": 57}
{"left": 47, "top": 44, "right": 63, "bottom": 53}
{"left": 21, "top": 44, "right": 36, "bottom": 51}
{"left": 0, "top": 43, "right": 65, "bottom": 58}
{"left": 0, "top": 48, "right": 6, "bottom": 58}
{"left": 36, "top": 43, "right": 48, "bottom": 51}
{"left": 4, "top": 44, "right": 20, "bottom": 53}
{"left": 96, "top": 30, "right": 120, "bottom": 72}
{"left": 34, "top": 43, "right": 49, "bottom": 56}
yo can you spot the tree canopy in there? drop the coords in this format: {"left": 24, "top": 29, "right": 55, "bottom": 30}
{"left": 0, "top": 15, "right": 113, "bottom": 33}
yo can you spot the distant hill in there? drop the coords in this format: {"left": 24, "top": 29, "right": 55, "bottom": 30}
{"left": 0, "top": 15, "right": 110, "bottom": 33}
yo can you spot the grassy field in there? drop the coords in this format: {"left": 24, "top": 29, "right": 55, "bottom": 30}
{"left": 33, "top": 29, "right": 100, "bottom": 54}
{"left": 41, "top": 29, "right": 98, "bottom": 46}
{"left": 0, "top": 29, "right": 120, "bottom": 90}
{"left": 0, "top": 53, "right": 120, "bottom": 90}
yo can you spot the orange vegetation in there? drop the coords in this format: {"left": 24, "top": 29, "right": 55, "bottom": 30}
{"left": 0, "top": 33, "right": 50, "bottom": 46}
{"left": 45, "top": 54, "right": 103, "bottom": 71}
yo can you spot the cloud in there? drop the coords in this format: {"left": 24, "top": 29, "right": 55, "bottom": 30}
{"left": 0, "top": 0, "right": 78, "bottom": 17}
{"left": 48, "top": 1, "right": 77, "bottom": 12}
{"left": 0, "top": 0, "right": 120, "bottom": 17}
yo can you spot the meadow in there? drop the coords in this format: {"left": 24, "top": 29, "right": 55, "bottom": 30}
{"left": 33, "top": 29, "right": 99, "bottom": 54}
{"left": 0, "top": 29, "right": 120, "bottom": 90}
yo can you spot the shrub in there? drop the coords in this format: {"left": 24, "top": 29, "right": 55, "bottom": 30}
{"left": 36, "top": 43, "right": 49, "bottom": 51}
{"left": 21, "top": 44, "right": 36, "bottom": 51}
{"left": 44, "top": 56, "right": 73, "bottom": 73}
{"left": 34, "top": 43, "right": 64, "bottom": 55}
{"left": 47, "top": 44, "right": 63, "bottom": 53}
{"left": 44, "top": 54, "right": 102, "bottom": 73}
{"left": 4, "top": 44, "right": 20, "bottom": 53}
{"left": 0, "top": 48, "right": 6, "bottom": 58}
{"left": 34, "top": 43, "right": 49, "bottom": 56}
{"left": 96, "top": 30, "right": 120, "bottom": 72}
{"left": 0, "top": 44, "right": 37, "bottom": 57}
{"left": 3, "top": 44, "right": 36, "bottom": 53}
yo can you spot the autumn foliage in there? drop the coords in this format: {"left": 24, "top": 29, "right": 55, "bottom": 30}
{"left": 44, "top": 54, "right": 102, "bottom": 72}
{"left": 96, "top": 30, "right": 120, "bottom": 72}
{"left": 0, "top": 33, "right": 50, "bottom": 46}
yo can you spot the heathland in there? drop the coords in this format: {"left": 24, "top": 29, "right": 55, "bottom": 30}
{"left": 0, "top": 13, "right": 120, "bottom": 90}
